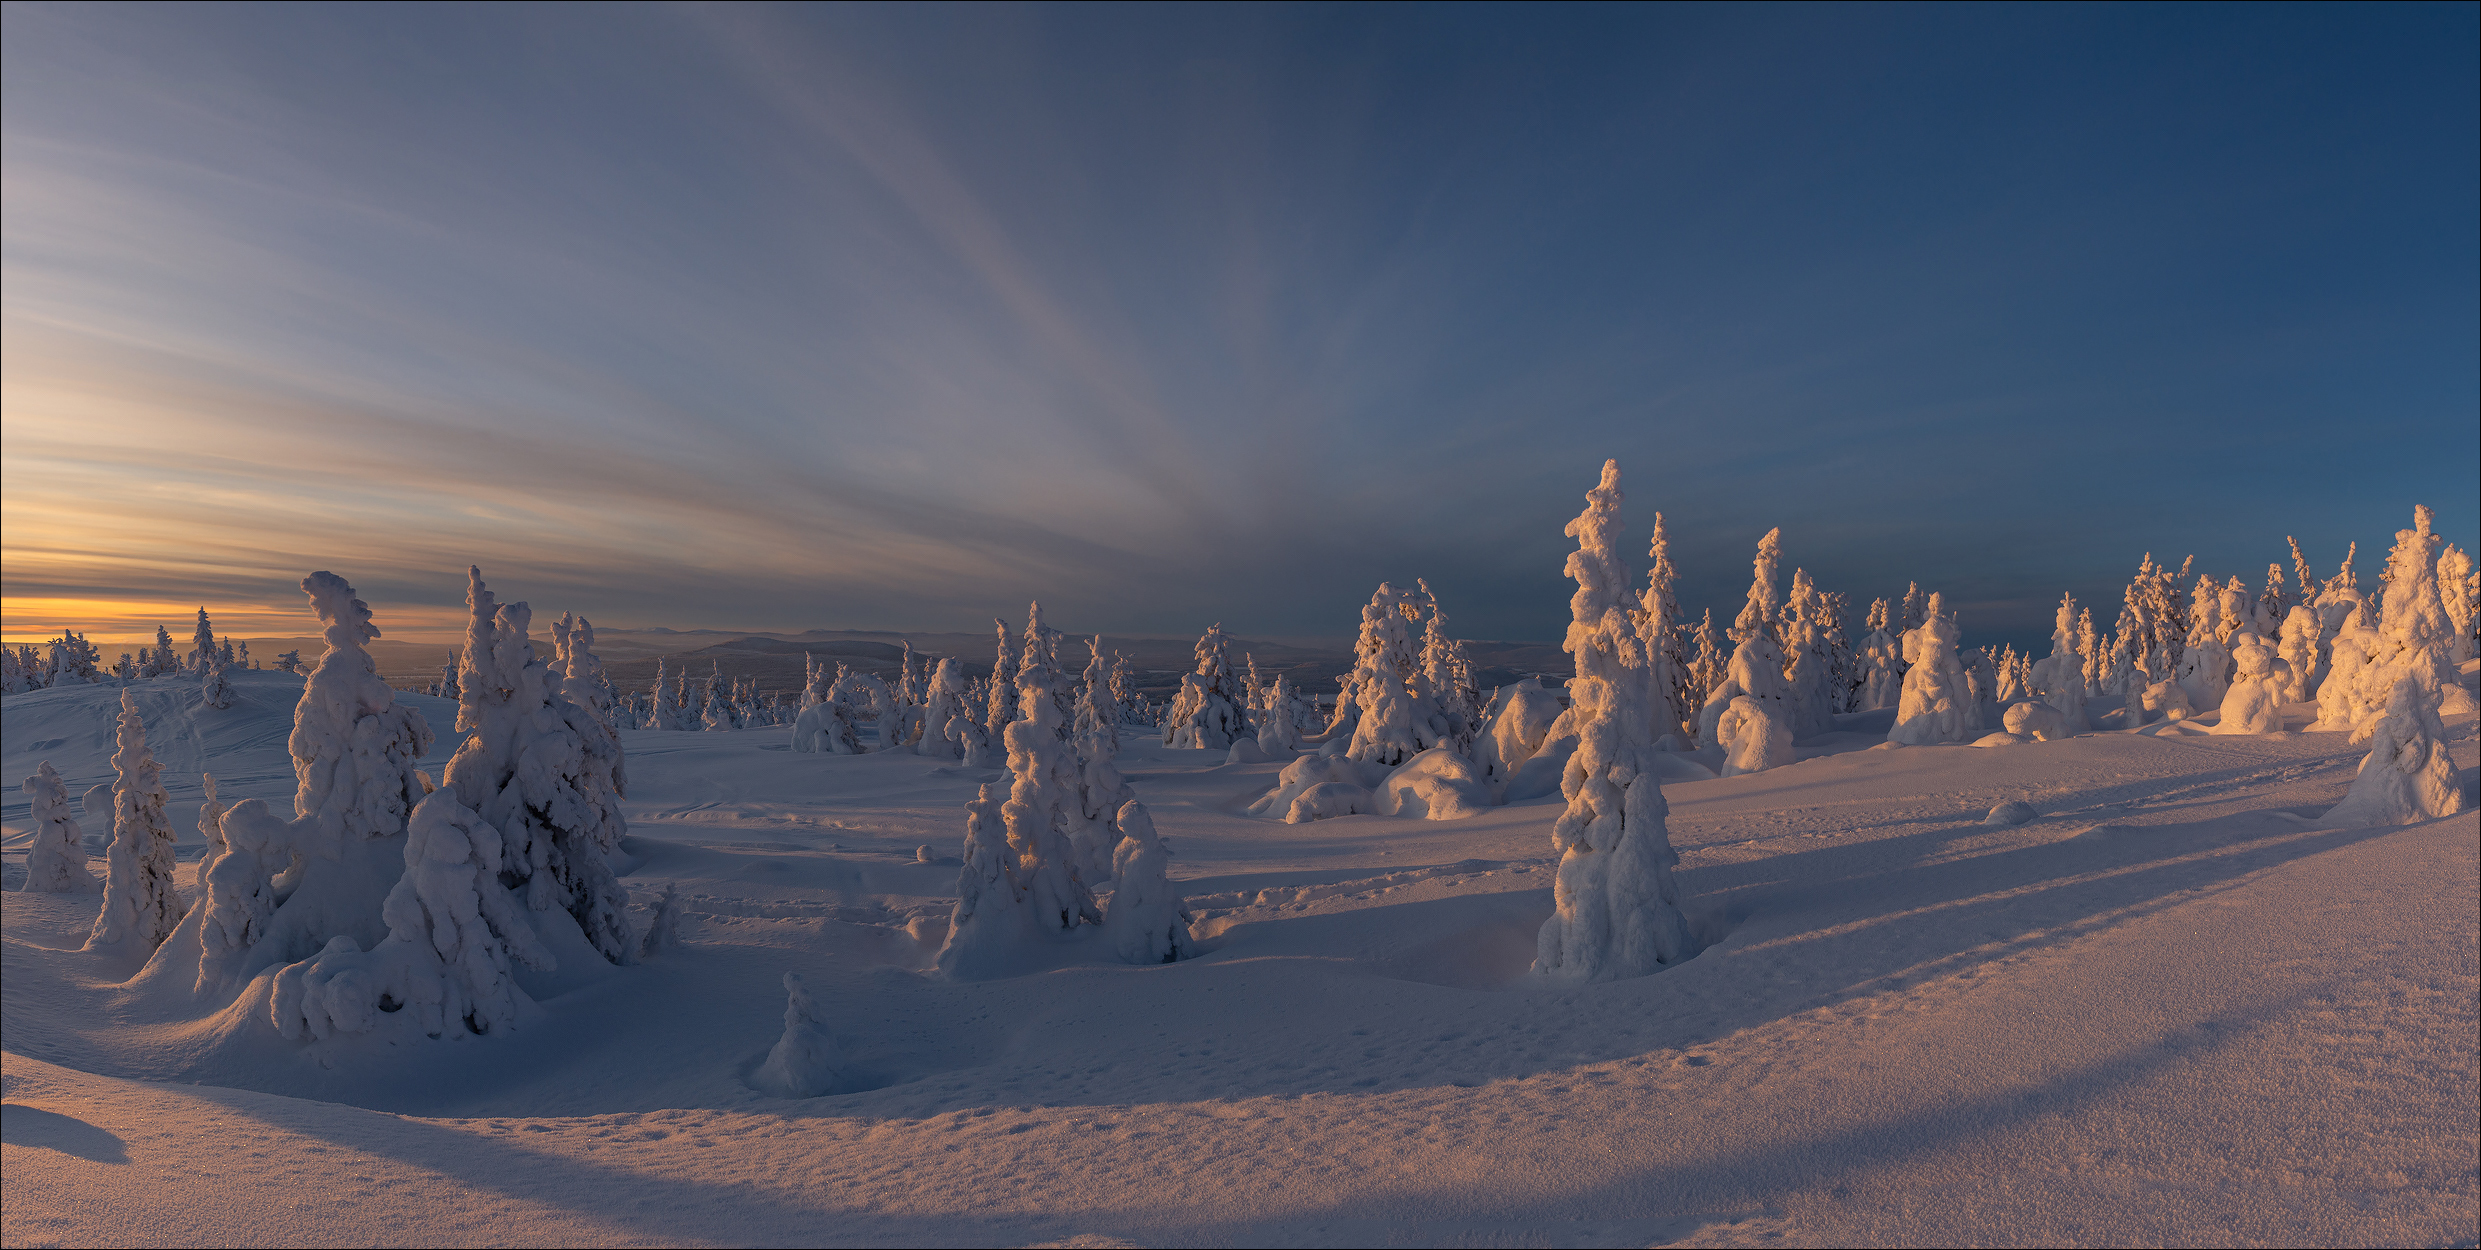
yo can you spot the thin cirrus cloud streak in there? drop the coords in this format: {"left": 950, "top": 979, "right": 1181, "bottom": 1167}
{"left": 2, "top": 3, "right": 2473, "bottom": 650}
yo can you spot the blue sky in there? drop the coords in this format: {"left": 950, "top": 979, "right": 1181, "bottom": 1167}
{"left": 4, "top": 2, "right": 2473, "bottom": 647}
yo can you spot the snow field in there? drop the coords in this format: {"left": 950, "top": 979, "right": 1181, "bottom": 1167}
{"left": 5, "top": 660, "right": 2476, "bottom": 1245}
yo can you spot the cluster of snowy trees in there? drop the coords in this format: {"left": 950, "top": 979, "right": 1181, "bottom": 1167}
{"left": 1, "top": 609, "right": 254, "bottom": 706}
{"left": 928, "top": 607, "right": 1196, "bottom": 983}
{"left": 17, "top": 567, "right": 650, "bottom": 1045}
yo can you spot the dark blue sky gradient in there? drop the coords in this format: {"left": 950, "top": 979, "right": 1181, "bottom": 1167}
{"left": 3, "top": 3, "right": 2473, "bottom": 649}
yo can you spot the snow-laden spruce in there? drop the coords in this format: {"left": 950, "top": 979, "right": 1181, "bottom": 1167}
{"left": 1342, "top": 586, "right": 1456, "bottom": 766}
{"left": 1857, "top": 599, "right": 1903, "bottom": 712}
{"left": 2366, "top": 506, "right": 2474, "bottom": 715}
{"left": 2214, "top": 630, "right": 2290, "bottom": 735}
{"left": 935, "top": 640, "right": 1104, "bottom": 980}
{"left": 1638, "top": 513, "right": 1698, "bottom": 740}
{"left": 1694, "top": 529, "right": 1793, "bottom": 748}
{"left": 2174, "top": 574, "right": 2231, "bottom": 712}
{"left": 1101, "top": 801, "right": 1194, "bottom": 964}
{"left": 193, "top": 773, "right": 229, "bottom": 884}
{"left": 85, "top": 691, "right": 183, "bottom": 957}
{"left": 1164, "top": 623, "right": 1252, "bottom": 750}
{"left": 1715, "top": 695, "right": 1794, "bottom": 775}
{"left": 442, "top": 566, "right": 635, "bottom": 965}
{"left": 200, "top": 658, "right": 234, "bottom": 710}
{"left": 197, "top": 798, "right": 287, "bottom": 994}
{"left": 2320, "top": 675, "right": 2467, "bottom": 828}
{"left": 1531, "top": 461, "right": 1698, "bottom": 983}
{"left": 916, "top": 657, "right": 972, "bottom": 759}
{"left": 791, "top": 673, "right": 865, "bottom": 754}
{"left": 270, "top": 789, "right": 556, "bottom": 1040}
{"left": 638, "top": 882, "right": 685, "bottom": 957}
{"left": 19, "top": 761, "right": 99, "bottom": 894}
{"left": 552, "top": 613, "right": 620, "bottom": 731}
{"left": 2028, "top": 593, "right": 2090, "bottom": 733}
{"left": 752, "top": 972, "right": 848, "bottom": 1097}
{"left": 1888, "top": 594, "right": 1979, "bottom": 745}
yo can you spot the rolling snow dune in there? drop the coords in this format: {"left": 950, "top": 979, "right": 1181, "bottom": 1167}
{"left": 4, "top": 669, "right": 2475, "bottom": 1247}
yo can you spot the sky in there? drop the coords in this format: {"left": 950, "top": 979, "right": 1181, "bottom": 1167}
{"left": 4, "top": 2, "right": 2475, "bottom": 651}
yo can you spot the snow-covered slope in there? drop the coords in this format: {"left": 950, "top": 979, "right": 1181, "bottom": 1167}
{"left": 4, "top": 670, "right": 2475, "bottom": 1246}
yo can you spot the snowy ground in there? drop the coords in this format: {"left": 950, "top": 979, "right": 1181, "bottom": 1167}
{"left": 4, "top": 669, "right": 2476, "bottom": 1247}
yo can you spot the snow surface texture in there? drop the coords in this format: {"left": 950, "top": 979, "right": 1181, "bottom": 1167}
{"left": 2, "top": 653, "right": 2477, "bottom": 1245}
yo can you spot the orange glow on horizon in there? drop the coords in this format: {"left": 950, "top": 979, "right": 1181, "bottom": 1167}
{"left": 0, "top": 596, "right": 472, "bottom": 649}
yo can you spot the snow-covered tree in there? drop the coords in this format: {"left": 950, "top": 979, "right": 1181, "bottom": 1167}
{"left": 2277, "top": 604, "right": 2323, "bottom": 699}
{"left": 2028, "top": 593, "right": 2090, "bottom": 732}
{"left": 442, "top": 566, "right": 634, "bottom": 965}
{"left": 2319, "top": 676, "right": 2467, "bottom": 828}
{"left": 187, "top": 608, "right": 219, "bottom": 676}
{"left": 2256, "top": 562, "right": 2292, "bottom": 637}
{"left": 1715, "top": 696, "right": 1794, "bottom": 776}
{"left": 2365, "top": 506, "right": 2469, "bottom": 711}
{"left": 2076, "top": 608, "right": 2104, "bottom": 696}
{"left": 1779, "top": 566, "right": 1837, "bottom": 738}
{"left": 2174, "top": 574, "right": 2231, "bottom": 711}
{"left": 1256, "top": 672, "right": 1300, "bottom": 754}
{"left": 1530, "top": 461, "right": 1697, "bottom": 983}
{"left": 291, "top": 572, "right": 437, "bottom": 848}
{"left": 752, "top": 972, "right": 848, "bottom": 1097}
{"left": 1101, "top": 801, "right": 1192, "bottom": 964}
{"left": 85, "top": 691, "right": 182, "bottom": 956}
{"left": 2312, "top": 601, "right": 2385, "bottom": 732}
{"left": 274, "top": 650, "right": 304, "bottom": 674}
{"left": 1888, "top": 593, "right": 1979, "bottom": 745}
{"left": 984, "top": 618, "right": 1018, "bottom": 742}
{"left": 1638, "top": 513, "right": 1697, "bottom": 737}
{"left": 19, "top": 761, "right": 99, "bottom": 894}
{"left": 269, "top": 788, "right": 556, "bottom": 1039}
{"left": 193, "top": 772, "right": 229, "bottom": 882}
{"left": 2438, "top": 541, "right": 2476, "bottom": 663}
{"left": 1164, "top": 623, "right": 1253, "bottom": 751}
{"left": 197, "top": 797, "right": 287, "bottom": 994}
{"left": 1900, "top": 582, "right": 1926, "bottom": 634}
{"left": 916, "top": 657, "right": 971, "bottom": 759}
{"left": 1685, "top": 609, "right": 1727, "bottom": 726}
{"left": 699, "top": 663, "right": 736, "bottom": 730}
{"left": 199, "top": 657, "right": 235, "bottom": 709}
{"left": 3, "top": 645, "right": 30, "bottom": 694}
{"left": 646, "top": 657, "right": 679, "bottom": 729}
{"left": 1857, "top": 599, "right": 1903, "bottom": 711}
{"left": 1693, "top": 528, "right": 1792, "bottom": 748}
{"left": 2213, "top": 631, "right": 2289, "bottom": 735}
{"left": 554, "top": 614, "right": 620, "bottom": 731}
{"left": 638, "top": 881, "right": 684, "bottom": 957}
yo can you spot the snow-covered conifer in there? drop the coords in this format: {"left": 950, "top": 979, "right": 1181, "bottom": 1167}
{"left": 1256, "top": 672, "right": 1300, "bottom": 754}
{"left": 197, "top": 798, "right": 287, "bottom": 994}
{"left": 2320, "top": 676, "right": 2467, "bottom": 828}
{"left": 1858, "top": 599, "right": 1903, "bottom": 711}
{"left": 270, "top": 788, "right": 556, "bottom": 1039}
{"left": 194, "top": 772, "right": 230, "bottom": 882}
{"left": 1695, "top": 529, "right": 1792, "bottom": 747}
{"left": 752, "top": 972, "right": 847, "bottom": 1097}
{"left": 290, "top": 572, "right": 436, "bottom": 848}
{"left": 1715, "top": 696, "right": 1794, "bottom": 776}
{"left": 187, "top": 608, "right": 219, "bottom": 676}
{"left": 1069, "top": 639, "right": 1135, "bottom": 879}
{"left": 1164, "top": 623, "right": 1253, "bottom": 751}
{"left": 999, "top": 631, "right": 1104, "bottom": 921}
{"left": 554, "top": 615, "right": 620, "bottom": 731}
{"left": 442, "top": 567, "right": 634, "bottom": 964}
{"left": 2076, "top": 608, "right": 2104, "bottom": 696}
{"left": 2, "top": 646, "right": 28, "bottom": 694}
{"left": 2438, "top": 541, "right": 2476, "bottom": 663}
{"left": 1780, "top": 566, "right": 1836, "bottom": 738}
{"left": 1888, "top": 594, "right": 1979, "bottom": 745}
{"left": 2277, "top": 605, "right": 2323, "bottom": 699}
{"left": 274, "top": 650, "right": 303, "bottom": 675}
{"left": 916, "top": 657, "right": 971, "bottom": 759}
{"left": 112, "top": 653, "right": 135, "bottom": 683}
{"left": 1530, "top": 461, "right": 1697, "bottom": 983}
{"left": 638, "top": 882, "right": 684, "bottom": 957}
{"left": 984, "top": 618, "right": 1018, "bottom": 741}
{"left": 1686, "top": 609, "right": 1727, "bottom": 727}
{"left": 19, "top": 762, "right": 99, "bottom": 893}
{"left": 2214, "top": 632, "right": 2288, "bottom": 735}
{"left": 2366, "top": 506, "right": 2468, "bottom": 711}
{"left": 646, "top": 657, "right": 678, "bottom": 729}
{"left": 1638, "top": 514, "right": 1698, "bottom": 735}
{"left": 199, "top": 657, "right": 235, "bottom": 709}
{"left": 2312, "top": 601, "right": 2384, "bottom": 732}
{"left": 2174, "top": 575, "right": 2232, "bottom": 711}
{"left": 932, "top": 785, "right": 1025, "bottom": 977}
{"left": 1101, "top": 801, "right": 1192, "bottom": 964}
{"left": 85, "top": 691, "right": 182, "bottom": 955}
{"left": 700, "top": 663, "right": 736, "bottom": 730}
{"left": 2257, "top": 563, "right": 2291, "bottom": 636}
{"left": 2029, "top": 593, "right": 2090, "bottom": 732}
{"left": 1900, "top": 582, "right": 1926, "bottom": 634}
